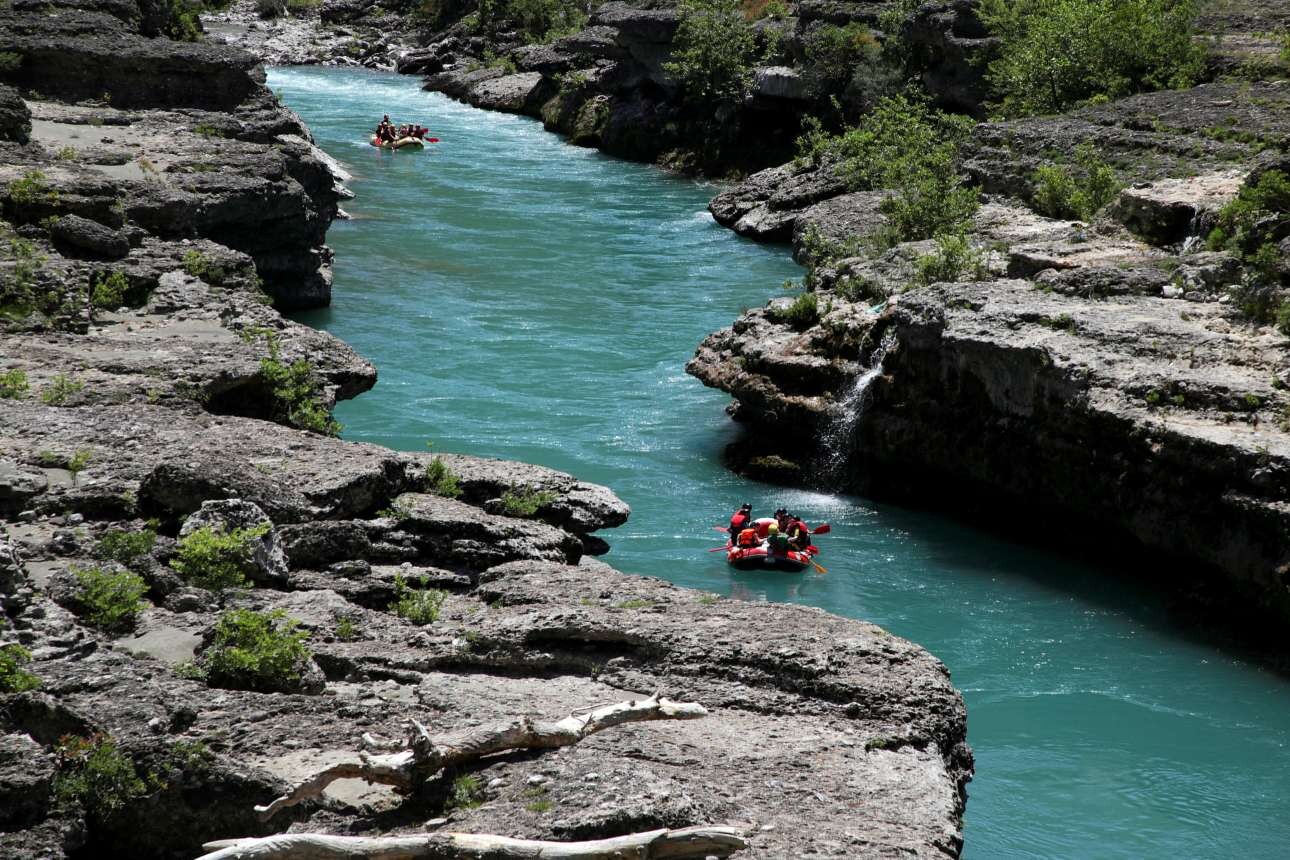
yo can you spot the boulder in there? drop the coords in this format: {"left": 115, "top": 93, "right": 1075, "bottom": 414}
{"left": 178, "top": 499, "right": 289, "bottom": 586}
{"left": 50, "top": 214, "right": 130, "bottom": 260}
{"left": 0, "top": 85, "right": 30, "bottom": 144}
{"left": 0, "top": 461, "right": 48, "bottom": 514}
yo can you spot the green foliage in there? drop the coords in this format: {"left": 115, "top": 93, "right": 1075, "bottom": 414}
{"left": 0, "top": 368, "right": 29, "bottom": 399}
{"left": 40, "top": 374, "right": 84, "bottom": 406}
{"left": 446, "top": 774, "right": 485, "bottom": 810}
{"left": 56, "top": 146, "right": 77, "bottom": 161}
{"left": 91, "top": 270, "right": 129, "bottom": 310}
{"left": 1276, "top": 301, "right": 1290, "bottom": 337}
{"left": 664, "top": 0, "right": 756, "bottom": 105}
{"left": 53, "top": 734, "right": 150, "bottom": 820}
{"left": 1280, "top": 30, "right": 1290, "bottom": 66}
{"left": 978, "top": 0, "right": 1204, "bottom": 116}
{"left": 0, "top": 643, "right": 40, "bottom": 692}
{"left": 334, "top": 616, "right": 360, "bottom": 641}
{"left": 9, "top": 237, "right": 45, "bottom": 294}
{"left": 7, "top": 169, "right": 59, "bottom": 206}
{"left": 911, "top": 232, "right": 987, "bottom": 288}
{"left": 286, "top": 0, "right": 320, "bottom": 11}
{"left": 201, "top": 609, "right": 312, "bottom": 692}
{"left": 425, "top": 457, "right": 463, "bottom": 498}
{"left": 613, "top": 598, "right": 653, "bottom": 609}
{"left": 256, "top": 0, "right": 287, "bottom": 17}
{"left": 498, "top": 485, "right": 556, "bottom": 517}
{"left": 474, "top": 0, "right": 586, "bottom": 41}
{"left": 166, "top": 0, "right": 203, "bottom": 41}
{"left": 392, "top": 573, "right": 447, "bottom": 625}
{"left": 67, "top": 448, "right": 91, "bottom": 482}
{"left": 257, "top": 333, "right": 342, "bottom": 435}
{"left": 172, "top": 522, "right": 270, "bottom": 590}
{"left": 0, "top": 52, "right": 23, "bottom": 74}
{"left": 192, "top": 123, "right": 227, "bottom": 139}
{"left": 1207, "top": 170, "right": 1290, "bottom": 325}
{"left": 1031, "top": 144, "right": 1122, "bottom": 221}
{"left": 96, "top": 526, "right": 158, "bottom": 566}
{"left": 180, "top": 249, "right": 228, "bottom": 285}
{"left": 769, "top": 291, "right": 819, "bottom": 330}
{"left": 801, "top": 23, "right": 883, "bottom": 103}
{"left": 799, "top": 94, "right": 978, "bottom": 242}
{"left": 73, "top": 565, "right": 148, "bottom": 633}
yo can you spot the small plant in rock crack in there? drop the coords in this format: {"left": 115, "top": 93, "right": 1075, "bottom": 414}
{"left": 0, "top": 368, "right": 29, "bottom": 399}
{"left": 53, "top": 734, "right": 154, "bottom": 822}
{"left": 7, "top": 169, "right": 59, "bottom": 206}
{"left": 90, "top": 270, "right": 129, "bottom": 310}
{"left": 498, "top": 485, "right": 556, "bottom": 517}
{"left": 0, "top": 643, "right": 40, "bottom": 692}
{"left": 95, "top": 524, "right": 158, "bottom": 567}
{"left": 67, "top": 448, "right": 92, "bottom": 485}
{"left": 425, "top": 456, "right": 463, "bottom": 499}
{"left": 40, "top": 374, "right": 84, "bottom": 406}
{"left": 392, "top": 573, "right": 447, "bottom": 625}
{"left": 200, "top": 608, "right": 312, "bottom": 693}
{"left": 334, "top": 615, "right": 361, "bottom": 641}
{"left": 255, "top": 332, "right": 342, "bottom": 436}
{"left": 72, "top": 565, "right": 148, "bottom": 633}
{"left": 445, "top": 773, "right": 485, "bottom": 810}
{"left": 172, "top": 522, "right": 270, "bottom": 590}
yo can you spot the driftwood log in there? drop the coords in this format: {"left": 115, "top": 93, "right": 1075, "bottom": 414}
{"left": 255, "top": 692, "right": 710, "bottom": 820}
{"left": 196, "top": 826, "right": 749, "bottom": 860}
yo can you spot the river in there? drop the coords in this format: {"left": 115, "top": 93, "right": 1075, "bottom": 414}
{"left": 272, "top": 66, "right": 1290, "bottom": 859}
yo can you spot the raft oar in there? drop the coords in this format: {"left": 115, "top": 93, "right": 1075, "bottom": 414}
{"left": 808, "top": 523, "right": 831, "bottom": 535}
{"left": 809, "top": 556, "right": 828, "bottom": 574}
{"left": 707, "top": 545, "right": 731, "bottom": 552}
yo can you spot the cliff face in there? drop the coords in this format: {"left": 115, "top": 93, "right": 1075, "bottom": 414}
{"left": 688, "top": 60, "right": 1290, "bottom": 627}
{"left": 0, "top": 2, "right": 973, "bottom": 858}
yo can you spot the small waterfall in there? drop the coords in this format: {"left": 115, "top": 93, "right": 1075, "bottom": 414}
{"left": 816, "top": 329, "right": 897, "bottom": 484}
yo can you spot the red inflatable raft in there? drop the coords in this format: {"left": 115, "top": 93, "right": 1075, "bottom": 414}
{"left": 724, "top": 517, "right": 821, "bottom": 573}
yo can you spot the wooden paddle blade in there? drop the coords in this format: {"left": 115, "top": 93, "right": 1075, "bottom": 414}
{"left": 809, "top": 523, "right": 831, "bottom": 535}
{"left": 811, "top": 560, "right": 828, "bottom": 573}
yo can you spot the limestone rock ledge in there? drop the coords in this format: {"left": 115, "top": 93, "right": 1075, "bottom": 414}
{"left": 0, "top": 2, "right": 972, "bottom": 859}
{"left": 690, "top": 80, "right": 1290, "bottom": 628}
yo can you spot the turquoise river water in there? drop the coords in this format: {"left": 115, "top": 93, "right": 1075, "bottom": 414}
{"left": 272, "top": 66, "right": 1290, "bottom": 858}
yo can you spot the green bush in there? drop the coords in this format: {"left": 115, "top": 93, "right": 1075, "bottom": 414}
{"left": 801, "top": 23, "right": 883, "bottom": 102}
{"left": 181, "top": 249, "right": 226, "bottom": 284}
{"left": 67, "top": 449, "right": 91, "bottom": 484}
{"left": 40, "top": 374, "right": 84, "bottom": 406}
{"left": 425, "top": 457, "right": 463, "bottom": 498}
{"left": 96, "top": 527, "right": 157, "bottom": 566}
{"left": 172, "top": 522, "right": 270, "bottom": 590}
{"left": 499, "top": 485, "right": 556, "bottom": 516}
{"left": 475, "top": 0, "right": 586, "bottom": 41}
{"left": 73, "top": 565, "right": 148, "bottom": 633}
{"left": 0, "top": 51, "right": 22, "bottom": 74}
{"left": 286, "top": 0, "right": 320, "bottom": 11}
{"left": 201, "top": 609, "right": 312, "bottom": 692}
{"left": 7, "top": 170, "right": 59, "bottom": 206}
{"left": 334, "top": 616, "right": 360, "bottom": 641}
{"left": 1031, "top": 144, "right": 1121, "bottom": 221}
{"left": 447, "top": 774, "right": 485, "bottom": 810}
{"left": 90, "top": 271, "right": 129, "bottom": 310}
{"left": 0, "top": 643, "right": 40, "bottom": 692}
{"left": 0, "top": 368, "right": 29, "bottom": 399}
{"left": 912, "top": 232, "right": 987, "bottom": 288}
{"left": 978, "top": 0, "right": 1204, "bottom": 116}
{"left": 664, "top": 0, "right": 755, "bottom": 106}
{"left": 1207, "top": 170, "right": 1289, "bottom": 325}
{"left": 800, "top": 94, "right": 978, "bottom": 242}
{"left": 165, "top": 0, "right": 203, "bottom": 41}
{"left": 54, "top": 734, "right": 151, "bottom": 820}
{"left": 256, "top": 334, "right": 342, "bottom": 436}
{"left": 770, "top": 291, "right": 820, "bottom": 329}
{"left": 392, "top": 573, "right": 447, "bottom": 625}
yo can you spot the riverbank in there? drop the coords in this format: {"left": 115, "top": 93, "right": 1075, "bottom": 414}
{"left": 0, "top": 3, "right": 971, "bottom": 857}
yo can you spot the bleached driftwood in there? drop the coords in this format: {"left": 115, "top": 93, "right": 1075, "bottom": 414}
{"left": 197, "top": 826, "right": 748, "bottom": 860}
{"left": 255, "top": 692, "right": 708, "bottom": 820}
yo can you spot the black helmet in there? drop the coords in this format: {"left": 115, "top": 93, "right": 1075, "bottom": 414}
{"left": 740, "top": 502, "right": 751, "bottom": 510}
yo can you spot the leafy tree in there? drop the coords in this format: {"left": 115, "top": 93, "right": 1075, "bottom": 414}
{"left": 978, "top": 0, "right": 1204, "bottom": 116}
{"left": 664, "top": 0, "right": 756, "bottom": 106}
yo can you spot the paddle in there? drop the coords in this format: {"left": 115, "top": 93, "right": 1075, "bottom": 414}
{"left": 808, "top": 523, "right": 830, "bottom": 535}
{"left": 707, "top": 545, "right": 731, "bottom": 552}
{"left": 809, "top": 557, "right": 828, "bottom": 574}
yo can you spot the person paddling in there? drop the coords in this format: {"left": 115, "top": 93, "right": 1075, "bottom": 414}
{"left": 729, "top": 503, "right": 752, "bottom": 541}
{"left": 766, "top": 521, "right": 791, "bottom": 556}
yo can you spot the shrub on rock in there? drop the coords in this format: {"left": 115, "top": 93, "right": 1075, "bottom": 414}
{"left": 73, "top": 565, "right": 148, "bottom": 633}
{"left": 199, "top": 609, "right": 317, "bottom": 693}
{"left": 0, "top": 642, "right": 40, "bottom": 692}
